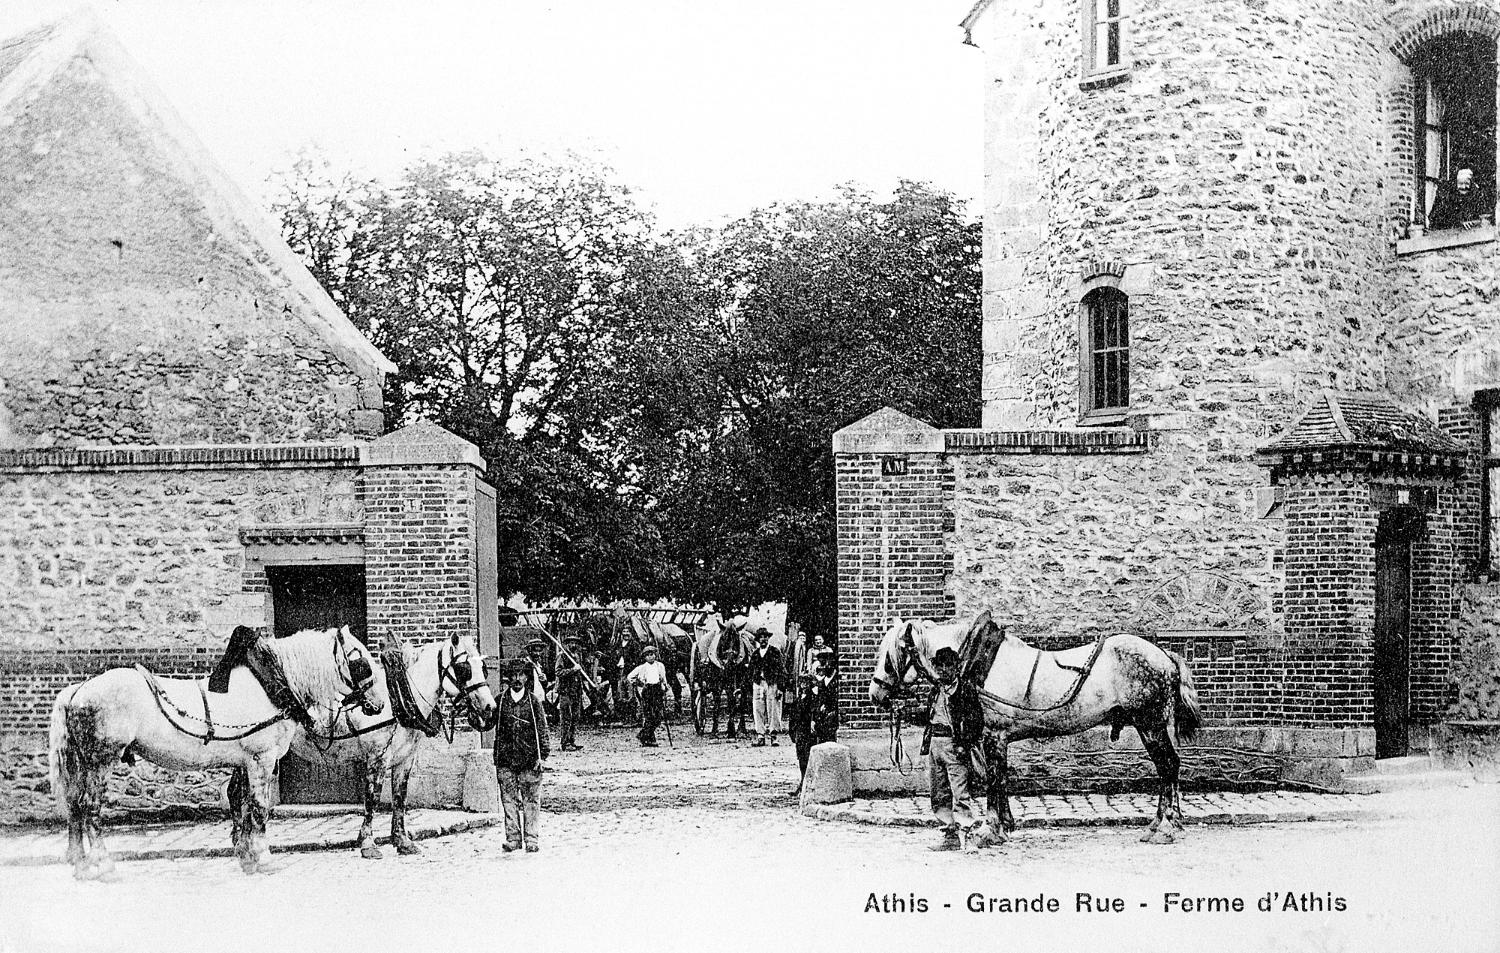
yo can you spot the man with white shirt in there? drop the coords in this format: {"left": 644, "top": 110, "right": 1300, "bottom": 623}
{"left": 626, "top": 644, "right": 669, "bottom": 747}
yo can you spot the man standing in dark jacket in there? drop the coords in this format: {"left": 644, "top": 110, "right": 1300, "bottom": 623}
{"left": 555, "top": 636, "right": 587, "bottom": 751}
{"left": 748, "top": 628, "right": 783, "bottom": 747}
{"left": 789, "top": 648, "right": 839, "bottom": 795}
{"left": 494, "top": 658, "right": 550, "bottom": 853}
{"left": 923, "top": 647, "right": 984, "bottom": 851}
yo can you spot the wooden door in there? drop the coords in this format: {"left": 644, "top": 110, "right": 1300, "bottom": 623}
{"left": 269, "top": 564, "right": 368, "bottom": 803}
{"left": 1373, "top": 514, "right": 1412, "bottom": 760}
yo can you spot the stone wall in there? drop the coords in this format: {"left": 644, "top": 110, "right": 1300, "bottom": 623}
{"left": 0, "top": 49, "right": 385, "bottom": 448}
{"left": 1451, "top": 581, "right": 1500, "bottom": 718}
{"left": 0, "top": 450, "right": 362, "bottom": 746}
{"left": 0, "top": 734, "right": 229, "bottom": 826}
{"left": 974, "top": 0, "right": 1396, "bottom": 434}
{"left": 947, "top": 435, "right": 1279, "bottom": 636}
{"left": 0, "top": 453, "right": 361, "bottom": 652}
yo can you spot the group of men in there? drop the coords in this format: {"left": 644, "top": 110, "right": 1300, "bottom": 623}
{"left": 745, "top": 628, "right": 840, "bottom": 793}
{"left": 489, "top": 627, "right": 844, "bottom": 850}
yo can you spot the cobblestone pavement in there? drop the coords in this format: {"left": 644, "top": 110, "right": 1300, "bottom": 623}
{"left": 809, "top": 789, "right": 1379, "bottom": 828}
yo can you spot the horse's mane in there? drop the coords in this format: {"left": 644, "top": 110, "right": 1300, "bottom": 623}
{"left": 260, "top": 628, "right": 357, "bottom": 710}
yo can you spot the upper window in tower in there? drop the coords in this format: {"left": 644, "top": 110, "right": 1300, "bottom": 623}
{"left": 1412, "top": 34, "right": 1496, "bottom": 234}
{"left": 1083, "top": 0, "right": 1129, "bottom": 84}
{"left": 1080, "top": 287, "right": 1130, "bottom": 421}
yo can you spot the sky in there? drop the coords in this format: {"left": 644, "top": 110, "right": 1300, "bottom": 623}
{"left": 0, "top": 0, "right": 985, "bottom": 230}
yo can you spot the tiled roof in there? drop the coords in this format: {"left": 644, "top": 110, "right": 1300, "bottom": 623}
{"left": 1259, "top": 390, "right": 1466, "bottom": 456}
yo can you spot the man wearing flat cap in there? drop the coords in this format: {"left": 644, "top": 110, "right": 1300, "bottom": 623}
{"left": 789, "top": 647, "right": 839, "bottom": 794}
{"left": 626, "top": 644, "right": 669, "bottom": 747}
{"left": 922, "top": 646, "right": 984, "bottom": 851}
{"left": 525, "top": 637, "right": 553, "bottom": 704}
{"left": 493, "top": 657, "right": 549, "bottom": 853}
{"left": 554, "top": 636, "right": 587, "bottom": 751}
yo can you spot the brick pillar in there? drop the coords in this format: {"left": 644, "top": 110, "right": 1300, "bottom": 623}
{"left": 360, "top": 421, "right": 490, "bottom": 652}
{"left": 1280, "top": 471, "right": 1377, "bottom": 727}
{"left": 833, "top": 408, "right": 952, "bottom": 729}
{"left": 1411, "top": 404, "right": 1486, "bottom": 722}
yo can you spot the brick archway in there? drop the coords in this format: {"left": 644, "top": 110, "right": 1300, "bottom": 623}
{"left": 1391, "top": 5, "right": 1500, "bottom": 62}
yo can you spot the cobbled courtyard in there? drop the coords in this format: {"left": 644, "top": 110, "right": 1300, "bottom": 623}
{"left": 2, "top": 722, "right": 1497, "bottom": 953}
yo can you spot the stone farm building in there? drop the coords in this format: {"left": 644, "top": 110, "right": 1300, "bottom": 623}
{"left": 837, "top": 0, "right": 1500, "bottom": 791}
{"left": 0, "top": 19, "right": 500, "bottom": 821}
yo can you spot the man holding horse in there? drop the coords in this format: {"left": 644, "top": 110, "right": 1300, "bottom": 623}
{"left": 923, "top": 646, "right": 985, "bottom": 852}
{"left": 494, "top": 658, "right": 549, "bottom": 853}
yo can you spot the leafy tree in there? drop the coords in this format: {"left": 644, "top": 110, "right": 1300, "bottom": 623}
{"left": 273, "top": 150, "right": 683, "bottom": 599}
{"left": 276, "top": 155, "right": 982, "bottom": 631}
{"left": 614, "top": 182, "right": 983, "bottom": 635}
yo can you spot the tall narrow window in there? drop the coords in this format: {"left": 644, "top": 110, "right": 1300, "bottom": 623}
{"left": 1083, "top": 0, "right": 1128, "bottom": 81}
{"left": 1482, "top": 394, "right": 1500, "bottom": 576}
{"left": 1412, "top": 34, "right": 1496, "bottom": 231}
{"left": 1080, "top": 287, "right": 1130, "bottom": 419}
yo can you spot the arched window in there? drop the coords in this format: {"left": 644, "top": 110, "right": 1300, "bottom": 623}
{"left": 1413, "top": 33, "right": 1496, "bottom": 231}
{"left": 1080, "top": 286, "right": 1129, "bottom": 418}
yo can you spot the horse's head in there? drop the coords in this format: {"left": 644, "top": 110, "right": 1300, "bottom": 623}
{"left": 869, "top": 619, "right": 920, "bottom": 709}
{"left": 441, "top": 632, "right": 498, "bottom": 730}
{"left": 336, "top": 626, "right": 388, "bottom": 717}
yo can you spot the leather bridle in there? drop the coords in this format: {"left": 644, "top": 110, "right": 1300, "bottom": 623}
{"left": 335, "top": 627, "right": 378, "bottom": 711}
{"left": 438, "top": 642, "right": 497, "bottom": 737}
{"left": 869, "top": 623, "right": 940, "bottom": 700}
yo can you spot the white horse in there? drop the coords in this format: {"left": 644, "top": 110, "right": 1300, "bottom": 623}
{"left": 49, "top": 625, "right": 386, "bottom": 879}
{"left": 869, "top": 612, "right": 1201, "bottom": 846}
{"left": 286, "top": 632, "right": 498, "bottom": 859}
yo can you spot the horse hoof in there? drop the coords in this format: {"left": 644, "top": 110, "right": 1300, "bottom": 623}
{"left": 360, "top": 845, "right": 383, "bottom": 860}
{"left": 73, "top": 863, "right": 98, "bottom": 882}
{"left": 1145, "top": 829, "right": 1177, "bottom": 845}
{"left": 972, "top": 829, "right": 1006, "bottom": 850}
{"left": 396, "top": 840, "right": 421, "bottom": 856}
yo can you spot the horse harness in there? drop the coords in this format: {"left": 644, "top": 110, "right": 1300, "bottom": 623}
{"left": 138, "top": 629, "right": 381, "bottom": 746}
{"left": 318, "top": 641, "right": 490, "bottom": 748}
{"left": 875, "top": 624, "right": 1115, "bottom": 770}
{"left": 987, "top": 634, "right": 1111, "bottom": 714}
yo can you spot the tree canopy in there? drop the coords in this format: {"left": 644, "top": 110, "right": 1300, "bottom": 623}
{"left": 275, "top": 153, "right": 981, "bottom": 632}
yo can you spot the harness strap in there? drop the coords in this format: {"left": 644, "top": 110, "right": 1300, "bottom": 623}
{"left": 1022, "top": 647, "right": 1043, "bottom": 702}
{"left": 198, "top": 680, "right": 215, "bottom": 746}
{"left": 976, "top": 633, "right": 1113, "bottom": 714}
{"left": 135, "top": 665, "right": 288, "bottom": 741}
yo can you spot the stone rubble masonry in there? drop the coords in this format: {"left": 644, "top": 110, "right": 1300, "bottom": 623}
{"left": 835, "top": 402, "right": 1488, "bottom": 783}
{"left": 0, "top": 425, "right": 492, "bottom": 821}
{"left": 971, "top": 0, "right": 1500, "bottom": 438}
{"left": 912, "top": 0, "right": 1500, "bottom": 786}
{"left": 0, "top": 20, "right": 389, "bottom": 450}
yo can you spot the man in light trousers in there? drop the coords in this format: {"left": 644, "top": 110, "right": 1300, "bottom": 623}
{"left": 923, "top": 647, "right": 983, "bottom": 851}
{"left": 748, "top": 627, "right": 784, "bottom": 746}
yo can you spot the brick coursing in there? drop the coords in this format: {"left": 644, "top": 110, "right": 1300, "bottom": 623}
{"left": 836, "top": 453, "right": 952, "bottom": 729}
{"left": 363, "top": 467, "right": 481, "bottom": 650}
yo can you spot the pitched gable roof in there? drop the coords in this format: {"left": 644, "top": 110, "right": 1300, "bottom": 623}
{"left": 0, "top": 12, "right": 394, "bottom": 377}
{"left": 1259, "top": 390, "right": 1466, "bottom": 457}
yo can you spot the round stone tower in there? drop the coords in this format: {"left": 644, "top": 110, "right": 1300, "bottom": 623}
{"left": 965, "top": 0, "right": 1500, "bottom": 440}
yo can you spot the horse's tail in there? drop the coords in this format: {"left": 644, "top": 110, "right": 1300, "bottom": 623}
{"left": 48, "top": 685, "right": 87, "bottom": 815}
{"left": 1166, "top": 650, "right": 1201, "bottom": 744}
